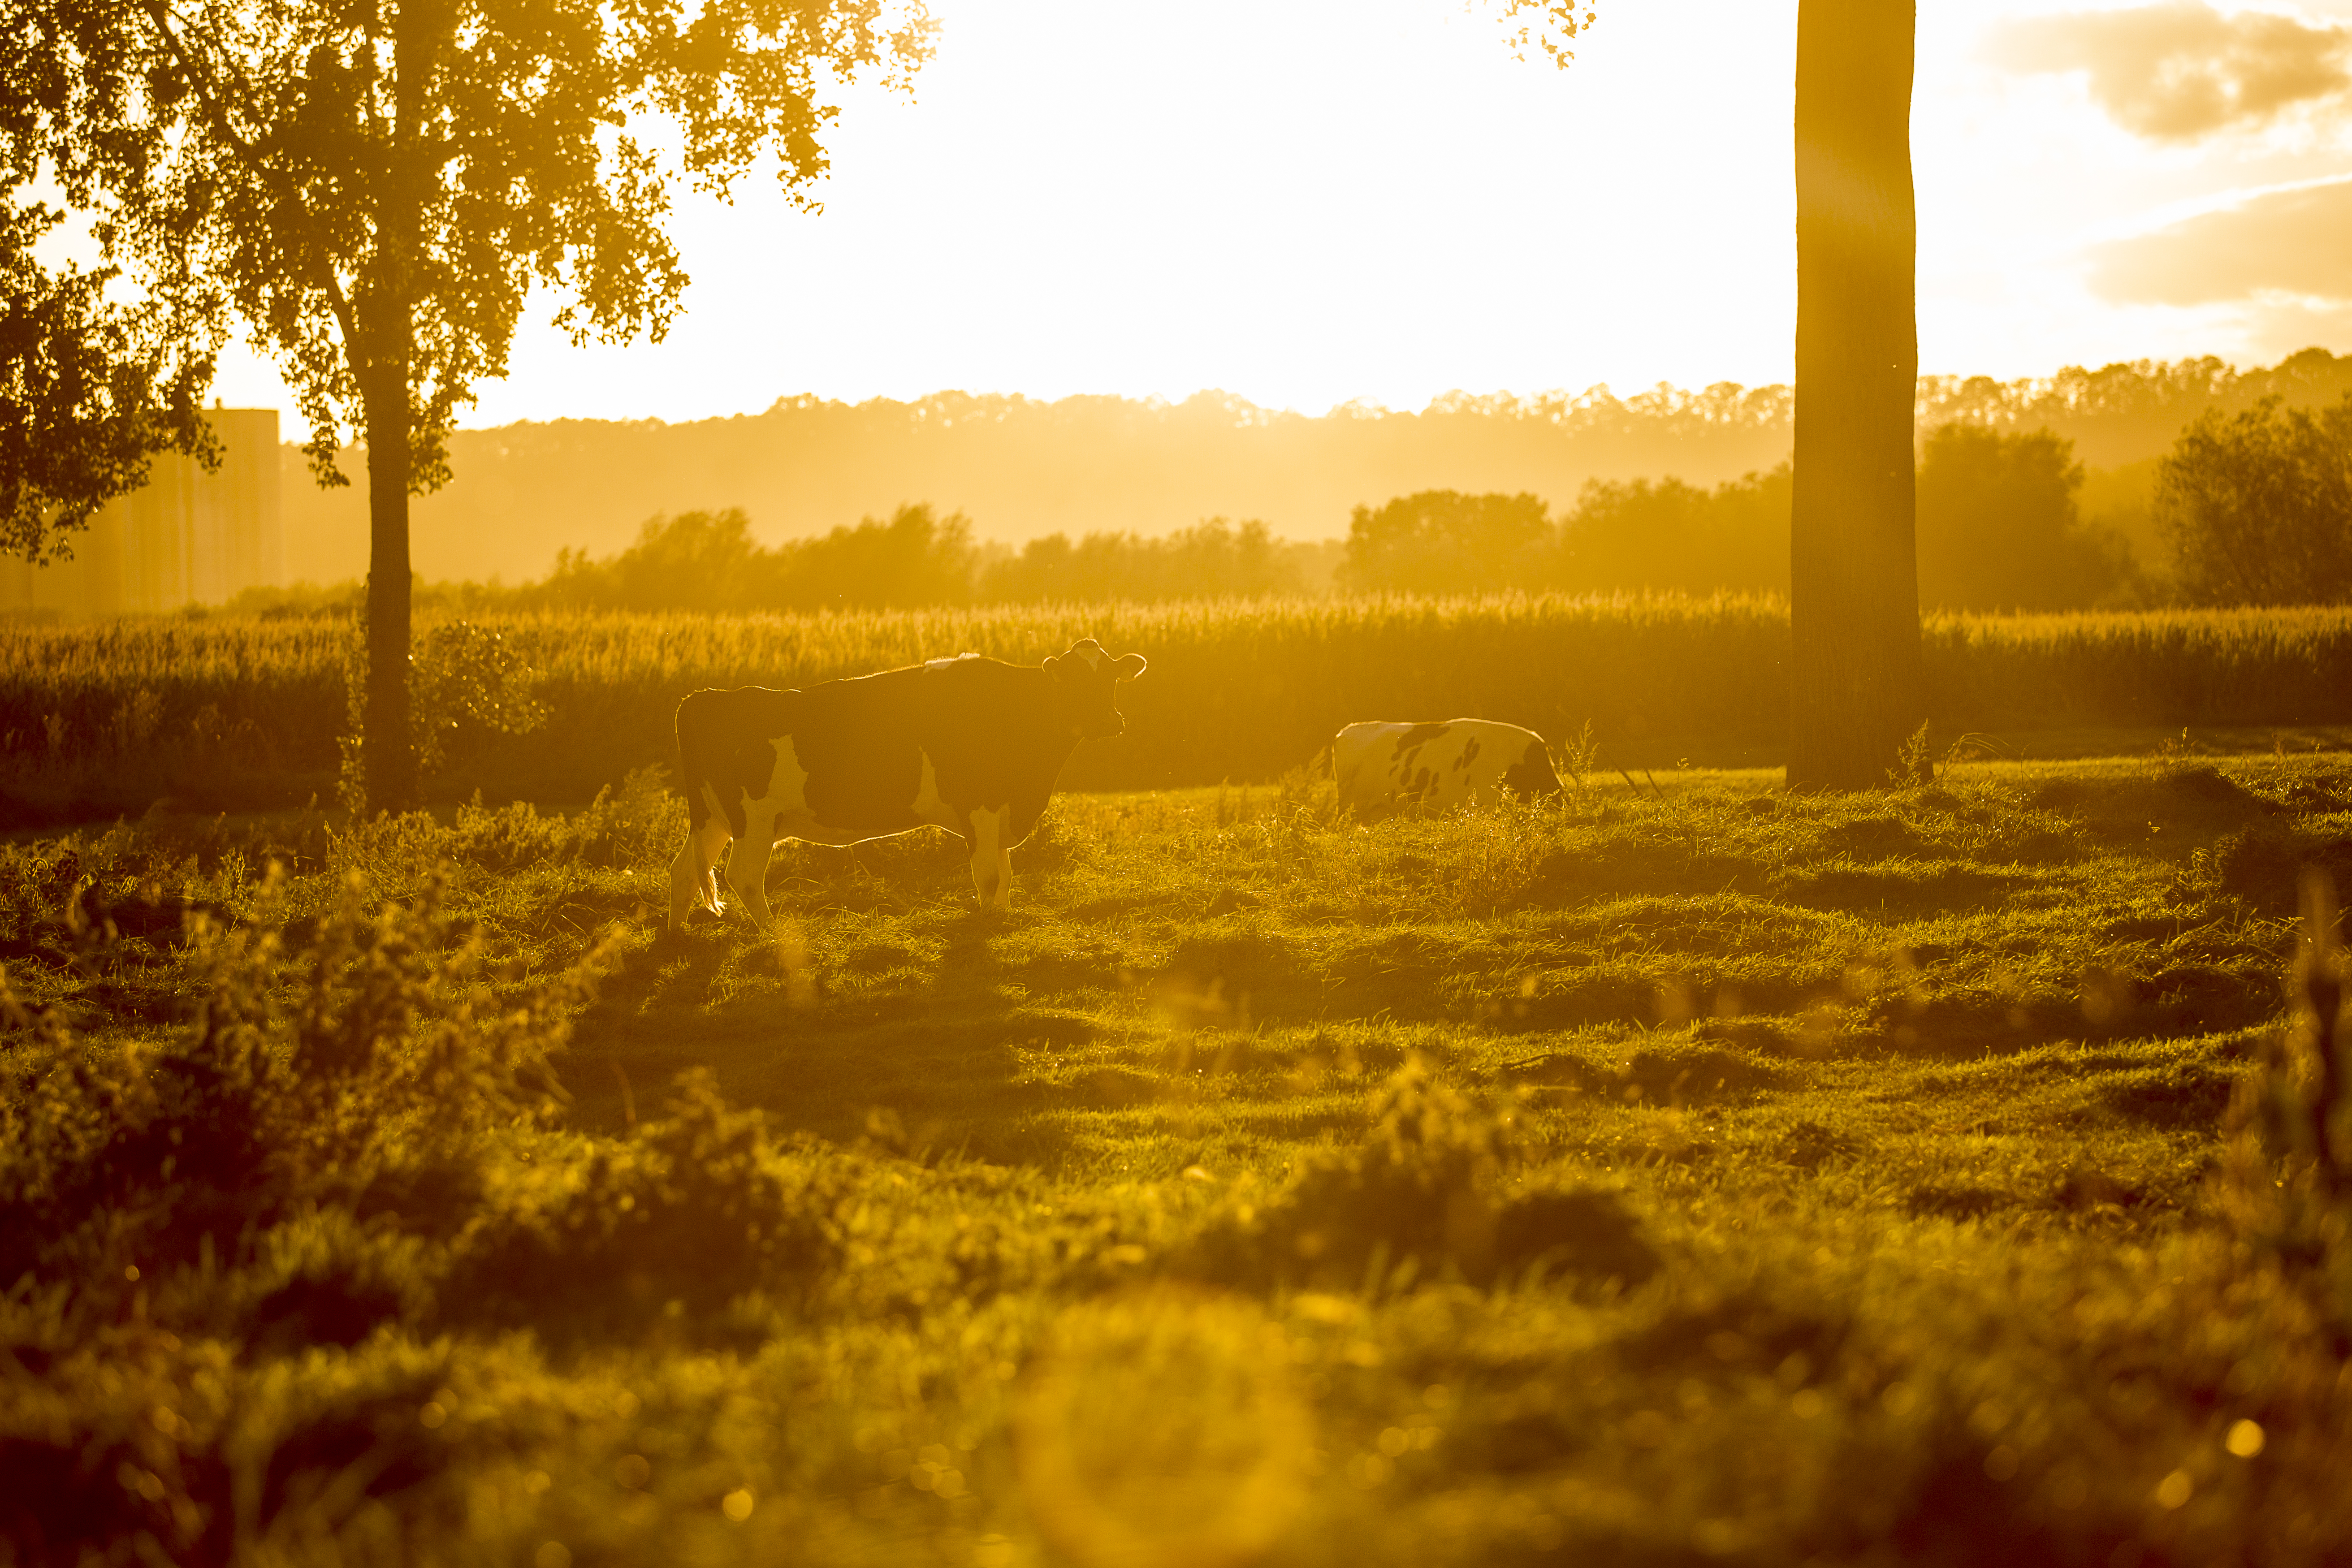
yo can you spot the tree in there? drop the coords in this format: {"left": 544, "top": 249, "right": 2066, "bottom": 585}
{"left": 1558, "top": 466, "right": 1790, "bottom": 597}
{"left": 2156, "top": 395, "right": 2352, "bottom": 606}
{"left": 541, "top": 507, "right": 768, "bottom": 613}
{"left": 776, "top": 502, "right": 977, "bottom": 609}
{"left": 1339, "top": 490, "right": 1554, "bottom": 596}
{"left": 1915, "top": 423, "right": 2135, "bottom": 612}
{"left": 981, "top": 518, "right": 1303, "bottom": 605}
{"left": 1490, "top": 0, "right": 1922, "bottom": 786}
{"left": 0, "top": 195, "right": 216, "bottom": 562}
{"left": 1786, "top": 0, "right": 1923, "bottom": 788}
{"left": 3, "top": 0, "right": 931, "bottom": 807}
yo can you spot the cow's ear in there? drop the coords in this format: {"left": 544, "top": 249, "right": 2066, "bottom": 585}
{"left": 1112, "top": 653, "right": 1147, "bottom": 680}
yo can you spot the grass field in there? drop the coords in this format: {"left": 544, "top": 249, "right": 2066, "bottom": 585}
{"left": 4, "top": 746, "right": 2351, "bottom": 1565}
{"left": 7, "top": 595, "right": 2352, "bottom": 824}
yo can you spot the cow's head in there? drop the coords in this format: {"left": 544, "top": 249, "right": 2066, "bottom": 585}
{"left": 1046, "top": 638, "right": 1148, "bottom": 739}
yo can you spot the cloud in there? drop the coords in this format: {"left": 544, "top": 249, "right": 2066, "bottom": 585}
{"left": 1987, "top": 3, "right": 2352, "bottom": 140}
{"left": 2089, "top": 177, "right": 2352, "bottom": 302}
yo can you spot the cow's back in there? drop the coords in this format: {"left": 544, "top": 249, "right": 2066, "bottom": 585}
{"left": 912, "top": 658, "right": 1073, "bottom": 842}
{"left": 678, "top": 659, "right": 1079, "bottom": 847}
{"left": 1333, "top": 718, "right": 1559, "bottom": 817}
{"left": 789, "top": 664, "right": 936, "bottom": 834}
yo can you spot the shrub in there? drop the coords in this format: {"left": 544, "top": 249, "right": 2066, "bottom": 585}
{"left": 2157, "top": 393, "right": 2352, "bottom": 606}
{"left": 1191, "top": 1058, "right": 1655, "bottom": 1290}
{"left": 449, "top": 1070, "right": 850, "bottom": 1330}
{"left": 0, "top": 873, "right": 603, "bottom": 1316}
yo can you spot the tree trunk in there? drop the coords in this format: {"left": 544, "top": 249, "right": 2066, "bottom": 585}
{"left": 1786, "top": 0, "right": 1923, "bottom": 790}
{"left": 357, "top": 1, "right": 443, "bottom": 813}
{"left": 362, "top": 369, "right": 415, "bottom": 812}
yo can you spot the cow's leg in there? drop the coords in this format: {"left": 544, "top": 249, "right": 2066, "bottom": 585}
{"left": 966, "top": 806, "right": 1012, "bottom": 911}
{"left": 724, "top": 812, "right": 779, "bottom": 927}
{"left": 669, "top": 814, "right": 733, "bottom": 929}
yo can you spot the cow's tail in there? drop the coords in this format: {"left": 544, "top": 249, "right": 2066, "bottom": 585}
{"left": 667, "top": 691, "right": 720, "bottom": 919}
{"left": 674, "top": 689, "right": 749, "bottom": 840}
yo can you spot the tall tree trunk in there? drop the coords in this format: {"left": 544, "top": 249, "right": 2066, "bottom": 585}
{"left": 1786, "top": 0, "right": 1923, "bottom": 790}
{"left": 362, "top": 364, "right": 414, "bottom": 812}
{"left": 358, "top": 0, "right": 442, "bottom": 813}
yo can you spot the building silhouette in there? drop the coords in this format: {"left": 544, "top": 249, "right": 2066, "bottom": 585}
{"left": 0, "top": 408, "right": 281, "bottom": 615}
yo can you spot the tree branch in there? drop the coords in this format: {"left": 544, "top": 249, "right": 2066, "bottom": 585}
{"left": 137, "top": 0, "right": 368, "bottom": 391}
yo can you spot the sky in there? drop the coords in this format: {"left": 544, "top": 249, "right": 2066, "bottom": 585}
{"left": 194, "top": 0, "right": 2352, "bottom": 426}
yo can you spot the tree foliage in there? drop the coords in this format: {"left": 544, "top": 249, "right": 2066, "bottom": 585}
{"left": 1340, "top": 491, "right": 1555, "bottom": 596}
{"left": 1559, "top": 466, "right": 1791, "bottom": 597}
{"left": 534, "top": 508, "right": 1323, "bottom": 612}
{"left": 1915, "top": 423, "right": 2136, "bottom": 612}
{"left": 983, "top": 518, "right": 1307, "bottom": 604}
{"left": 2157, "top": 394, "right": 2352, "bottom": 607}
{"left": 4, "top": 0, "right": 932, "bottom": 482}
{"left": 0, "top": 0, "right": 931, "bottom": 807}
{"left": 541, "top": 504, "right": 979, "bottom": 613}
{"left": 0, "top": 198, "right": 216, "bottom": 562}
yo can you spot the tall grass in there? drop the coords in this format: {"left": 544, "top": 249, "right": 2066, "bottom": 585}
{"left": 4, "top": 595, "right": 2351, "bottom": 820}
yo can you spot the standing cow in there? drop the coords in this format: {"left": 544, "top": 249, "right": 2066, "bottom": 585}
{"left": 1332, "top": 719, "right": 1563, "bottom": 820}
{"left": 670, "top": 639, "right": 1147, "bottom": 926}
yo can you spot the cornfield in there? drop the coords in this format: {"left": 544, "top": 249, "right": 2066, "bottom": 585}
{"left": 4, "top": 594, "right": 2350, "bottom": 820}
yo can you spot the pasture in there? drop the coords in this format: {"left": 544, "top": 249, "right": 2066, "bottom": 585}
{"left": 4, "top": 746, "right": 2350, "bottom": 1565}
{"left": 7, "top": 594, "right": 2352, "bottom": 825}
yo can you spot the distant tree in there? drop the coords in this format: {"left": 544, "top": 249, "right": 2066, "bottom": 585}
{"left": 1916, "top": 346, "right": 2352, "bottom": 469}
{"left": 1559, "top": 466, "right": 1790, "bottom": 597}
{"left": 1340, "top": 490, "right": 1553, "bottom": 595}
{"left": 1915, "top": 424, "right": 2135, "bottom": 611}
{"left": 2156, "top": 395, "right": 2352, "bottom": 606}
{"left": 0, "top": 195, "right": 216, "bottom": 562}
{"left": 778, "top": 504, "right": 976, "bottom": 610}
{"left": 542, "top": 503, "right": 978, "bottom": 612}
{"left": 4, "top": 0, "right": 932, "bottom": 807}
{"left": 982, "top": 518, "right": 1302, "bottom": 603}
{"left": 542, "top": 509, "right": 765, "bottom": 613}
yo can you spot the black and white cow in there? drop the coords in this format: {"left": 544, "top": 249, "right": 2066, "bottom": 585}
{"left": 668, "top": 639, "right": 1147, "bottom": 926}
{"left": 1332, "top": 719, "right": 1563, "bottom": 820}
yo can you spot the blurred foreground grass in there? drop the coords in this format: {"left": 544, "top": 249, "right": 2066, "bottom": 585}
{"left": 3, "top": 754, "right": 2351, "bottom": 1565}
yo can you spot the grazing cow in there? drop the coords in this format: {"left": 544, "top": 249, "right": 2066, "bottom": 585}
{"left": 1332, "top": 719, "right": 1563, "bottom": 820}
{"left": 669, "top": 639, "right": 1147, "bottom": 926}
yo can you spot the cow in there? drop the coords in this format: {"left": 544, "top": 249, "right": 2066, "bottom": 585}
{"left": 1332, "top": 719, "right": 1564, "bottom": 820}
{"left": 668, "top": 638, "right": 1147, "bottom": 927}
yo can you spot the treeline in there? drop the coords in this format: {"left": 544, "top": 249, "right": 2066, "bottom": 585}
{"left": 510, "top": 509, "right": 1343, "bottom": 612}
{"left": 490, "top": 423, "right": 2136, "bottom": 614}
{"left": 225, "top": 379, "right": 2350, "bottom": 619}
{"left": 1333, "top": 426, "right": 2136, "bottom": 611}
{"left": 277, "top": 348, "right": 2352, "bottom": 586}
{"left": 1345, "top": 389, "right": 2352, "bottom": 612}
